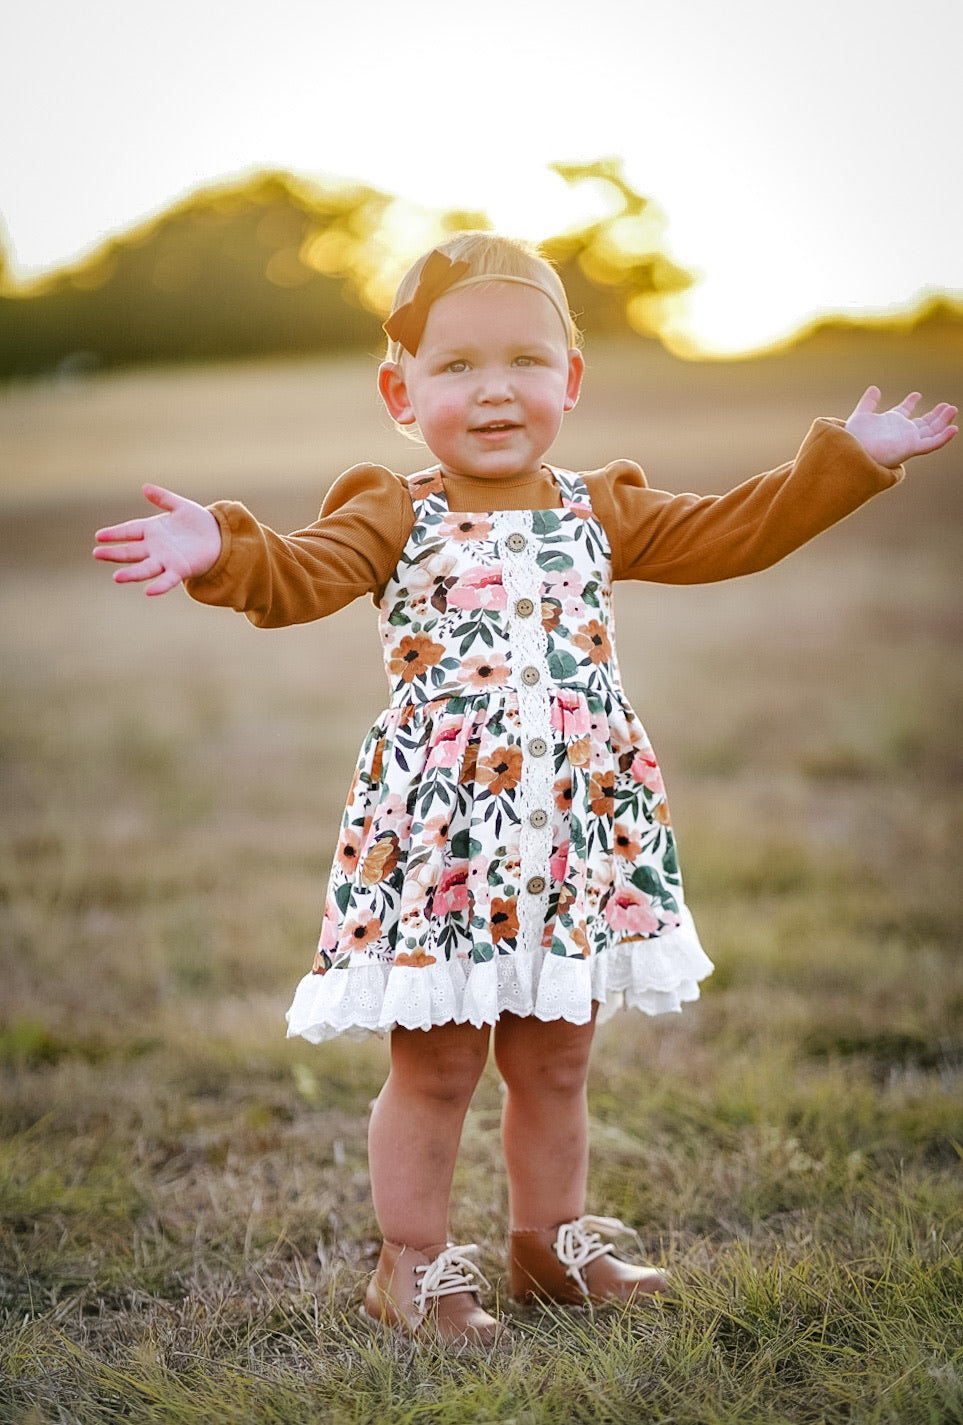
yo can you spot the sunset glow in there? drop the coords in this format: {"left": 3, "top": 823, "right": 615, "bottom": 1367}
{"left": 3, "top": 0, "right": 961, "bottom": 355}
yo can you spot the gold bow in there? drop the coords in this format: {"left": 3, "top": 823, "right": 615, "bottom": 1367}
{"left": 383, "top": 250, "right": 471, "bottom": 356}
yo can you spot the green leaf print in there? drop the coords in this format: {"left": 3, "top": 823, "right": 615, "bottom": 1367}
{"left": 449, "top": 828, "right": 473, "bottom": 859}
{"left": 582, "top": 580, "right": 600, "bottom": 607}
{"left": 388, "top": 606, "right": 408, "bottom": 627}
{"left": 548, "top": 650, "right": 579, "bottom": 681}
{"left": 537, "top": 550, "right": 575, "bottom": 572}
{"left": 531, "top": 510, "right": 562, "bottom": 536}
{"left": 335, "top": 881, "right": 353, "bottom": 913}
{"left": 471, "top": 942, "right": 495, "bottom": 963}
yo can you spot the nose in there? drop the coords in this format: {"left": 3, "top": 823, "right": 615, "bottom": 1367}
{"left": 476, "top": 366, "right": 514, "bottom": 403}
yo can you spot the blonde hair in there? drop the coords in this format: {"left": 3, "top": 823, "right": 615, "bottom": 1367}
{"left": 384, "top": 231, "right": 580, "bottom": 365}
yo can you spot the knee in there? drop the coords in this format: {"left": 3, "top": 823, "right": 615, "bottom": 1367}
{"left": 389, "top": 1028, "right": 489, "bottom": 1109}
{"left": 496, "top": 1031, "right": 591, "bottom": 1100}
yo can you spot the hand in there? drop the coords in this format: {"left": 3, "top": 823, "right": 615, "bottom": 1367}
{"left": 844, "top": 387, "right": 958, "bottom": 468}
{"left": 93, "top": 484, "right": 222, "bottom": 596}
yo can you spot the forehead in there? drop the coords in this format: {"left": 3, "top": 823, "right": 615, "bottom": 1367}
{"left": 418, "top": 281, "right": 569, "bottom": 352}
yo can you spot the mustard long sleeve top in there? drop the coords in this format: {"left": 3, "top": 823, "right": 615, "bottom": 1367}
{"left": 185, "top": 419, "right": 903, "bottom": 628}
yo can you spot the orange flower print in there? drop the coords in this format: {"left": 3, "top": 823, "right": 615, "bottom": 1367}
{"left": 573, "top": 619, "right": 612, "bottom": 665}
{"left": 438, "top": 513, "right": 493, "bottom": 542}
{"left": 409, "top": 469, "right": 445, "bottom": 498}
{"left": 388, "top": 632, "right": 446, "bottom": 684}
{"left": 461, "top": 652, "right": 511, "bottom": 688}
{"left": 540, "top": 598, "right": 562, "bottom": 632}
{"left": 421, "top": 813, "right": 451, "bottom": 849}
{"left": 572, "top": 924, "right": 591, "bottom": 958}
{"left": 589, "top": 770, "right": 615, "bottom": 818}
{"left": 554, "top": 775, "right": 573, "bottom": 812}
{"left": 491, "top": 896, "right": 519, "bottom": 944}
{"left": 345, "top": 914, "right": 382, "bottom": 950}
{"left": 459, "top": 739, "right": 479, "bottom": 786}
{"left": 613, "top": 823, "right": 642, "bottom": 860}
{"left": 568, "top": 736, "right": 591, "bottom": 767}
{"left": 476, "top": 743, "right": 523, "bottom": 796}
{"left": 394, "top": 947, "right": 437, "bottom": 967}
{"left": 361, "top": 833, "right": 400, "bottom": 886}
{"left": 337, "top": 828, "right": 363, "bottom": 874}
{"left": 654, "top": 799, "right": 672, "bottom": 825}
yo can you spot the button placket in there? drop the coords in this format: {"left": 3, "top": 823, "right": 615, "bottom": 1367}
{"left": 496, "top": 510, "right": 554, "bottom": 935}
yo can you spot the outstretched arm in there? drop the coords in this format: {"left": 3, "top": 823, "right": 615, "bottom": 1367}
{"left": 93, "top": 484, "right": 222, "bottom": 596}
{"left": 844, "top": 387, "right": 957, "bottom": 468}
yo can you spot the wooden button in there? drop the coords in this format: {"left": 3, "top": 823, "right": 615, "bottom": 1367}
{"left": 515, "top": 598, "right": 535, "bottom": 618}
{"left": 528, "top": 738, "right": 547, "bottom": 757}
{"left": 526, "top": 875, "right": 547, "bottom": 895}
{"left": 529, "top": 809, "right": 549, "bottom": 829}
{"left": 506, "top": 533, "right": 527, "bottom": 553}
{"left": 520, "top": 666, "right": 540, "bottom": 686}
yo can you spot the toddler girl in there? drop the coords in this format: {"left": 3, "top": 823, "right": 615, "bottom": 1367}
{"left": 94, "top": 233, "right": 956, "bottom": 1350}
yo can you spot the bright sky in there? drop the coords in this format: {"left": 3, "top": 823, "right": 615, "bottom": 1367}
{"left": 2, "top": 0, "right": 961, "bottom": 354}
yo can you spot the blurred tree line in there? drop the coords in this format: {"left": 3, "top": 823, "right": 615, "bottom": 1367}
{"left": 0, "top": 162, "right": 694, "bottom": 379}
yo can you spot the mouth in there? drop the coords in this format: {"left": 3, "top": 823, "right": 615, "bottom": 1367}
{"left": 470, "top": 421, "right": 520, "bottom": 434}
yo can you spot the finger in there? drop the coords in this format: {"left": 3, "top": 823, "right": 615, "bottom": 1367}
{"left": 143, "top": 483, "right": 187, "bottom": 513}
{"left": 145, "top": 568, "right": 184, "bottom": 596}
{"left": 94, "top": 520, "right": 147, "bottom": 543}
{"left": 853, "top": 386, "right": 880, "bottom": 415}
{"left": 113, "top": 558, "right": 164, "bottom": 584}
{"left": 894, "top": 392, "right": 921, "bottom": 416}
{"left": 94, "top": 540, "right": 150, "bottom": 564}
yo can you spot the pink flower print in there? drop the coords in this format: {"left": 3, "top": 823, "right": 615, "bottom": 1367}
{"left": 319, "top": 900, "right": 339, "bottom": 951}
{"left": 438, "top": 513, "right": 493, "bottom": 542}
{"left": 461, "top": 652, "right": 511, "bottom": 688}
{"left": 550, "top": 842, "right": 570, "bottom": 882}
{"left": 631, "top": 747, "right": 665, "bottom": 794}
{"left": 426, "top": 716, "right": 469, "bottom": 769}
{"left": 447, "top": 566, "right": 507, "bottom": 611}
{"left": 544, "top": 568, "right": 584, "bottom": 599}
{"left": 434, "top": 863, "right": 470, "bottom": 916}
{"left": 604, "top": 887, "right": 660, "bottom": 936}
{"left": 562, "top": 497, "right": 592, "bottom": 519}
{"left": 376, "top": 793, "right": 412, "bottom": 838}
{"left": 421, "top": 813, "right": 451, "bottom": 849}
{"left": 345, "top": 913, "right": 383, "bottom": 951}
{"left": 467, "top": 854, "right": 489, "bottom": 890}
{"left": 551, "top": 694, "right": 593, "bottom": 740}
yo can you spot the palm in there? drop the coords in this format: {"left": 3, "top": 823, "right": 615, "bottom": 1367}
{"left": 93, "top": 484, "right": 221, "bottom": 595}
{"left": 845, "top": 388, "right": 958, "bottom": 468}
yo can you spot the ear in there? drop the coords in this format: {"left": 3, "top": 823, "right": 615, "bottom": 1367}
{"left": 378, "top": 361, "right": 416, "bottom": 424}
{"left": 564, "top": 349, "right": 585, "bottom": 412}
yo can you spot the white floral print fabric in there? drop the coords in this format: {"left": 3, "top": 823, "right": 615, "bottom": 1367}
{"left": 286, "top": 467, "right": 713, "bottom": 1041}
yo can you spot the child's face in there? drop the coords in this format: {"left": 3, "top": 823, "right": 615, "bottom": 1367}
{"left": 379, "top": 283, "right": 583, "bottom": 482}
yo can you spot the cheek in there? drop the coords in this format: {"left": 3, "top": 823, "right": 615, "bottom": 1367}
{"left": 419, "top": 393, "right": 465, "bottom": 438}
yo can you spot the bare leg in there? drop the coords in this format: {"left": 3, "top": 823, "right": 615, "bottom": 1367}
{"left": 493, "top": 1008, "right": 597, "bottom": 1230}
{"left": 368, "top": 1020, "right": 491, "bottom": 1247}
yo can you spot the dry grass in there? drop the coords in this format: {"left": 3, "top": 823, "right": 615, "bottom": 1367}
{"left": 0, "top": 338, "right": 961, "bottom": 1422}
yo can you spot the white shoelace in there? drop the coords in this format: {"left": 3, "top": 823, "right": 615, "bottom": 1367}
{"left": 553, "top": 1215, "right": 636, "bottom": 1296}
{"left": 413, "top": 1244, "right": 491, "bottom": 1316}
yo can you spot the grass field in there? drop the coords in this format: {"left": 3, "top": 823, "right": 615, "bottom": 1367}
{"left": 1, "top": 336, "right": 961, "bottom": 1423}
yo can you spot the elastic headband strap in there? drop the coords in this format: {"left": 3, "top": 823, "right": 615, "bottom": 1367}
{"left": 383, "top": 250, "right": 572, "bottom": 356}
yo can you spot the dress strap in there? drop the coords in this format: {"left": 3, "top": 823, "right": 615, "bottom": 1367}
{"left": 406, "top": 467, "right": 449, "bottom": 515}
{"left": 550, "top": 466, "right": 593, "bottom": 512}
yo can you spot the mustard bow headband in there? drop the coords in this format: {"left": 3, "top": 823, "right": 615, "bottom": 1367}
{"left": 383, "top": 249, "right": 572, "bottom": 356}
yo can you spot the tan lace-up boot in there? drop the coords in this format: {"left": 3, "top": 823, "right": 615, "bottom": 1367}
{"left": 511, "top": 1216, "right": 668, "bottom": 1305}
{"left": 361, "top": 1240, "right": 510, "bottom": 1350}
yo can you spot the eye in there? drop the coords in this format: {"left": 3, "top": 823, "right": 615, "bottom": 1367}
{"left": 513, "top": 355, "right": 538, "bottom": 368}
{"left": 445, "top": 359, "right": 470, "bottom": 373}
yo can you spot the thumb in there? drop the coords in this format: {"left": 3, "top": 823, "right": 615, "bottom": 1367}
{"left": 142, "top": 483, "right": 189, "bottom": 514}
{"left": 851, "top": 386, "right": 881, "bottom": 417}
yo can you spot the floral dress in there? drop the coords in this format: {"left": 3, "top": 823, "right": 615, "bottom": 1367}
{"left": 285, "top": 467, "right": 713, "bottom": 1042}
